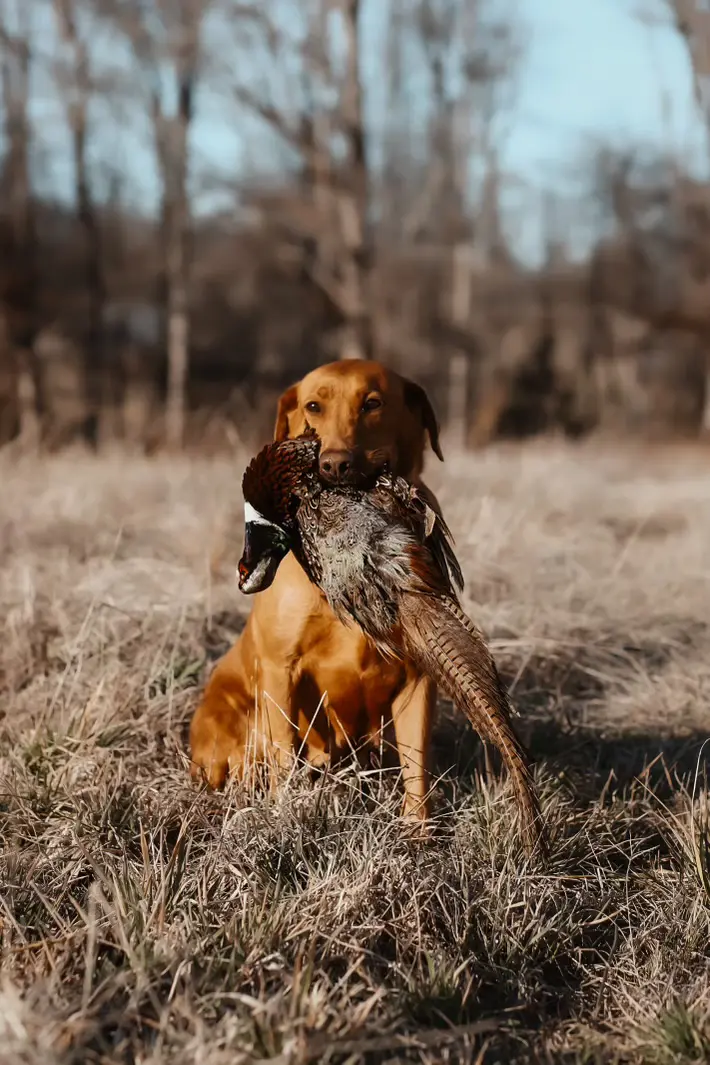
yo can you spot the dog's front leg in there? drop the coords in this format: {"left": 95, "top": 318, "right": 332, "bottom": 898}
{"left": 390, "top": 668, "right": 434, "bottom": 822}
{"left": 253, "top": 657, "right": 300, "bottom": 786}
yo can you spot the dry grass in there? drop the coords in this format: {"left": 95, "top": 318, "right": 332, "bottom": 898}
{"left": 1, "top": 438, "right": 710, "bottom": 1064}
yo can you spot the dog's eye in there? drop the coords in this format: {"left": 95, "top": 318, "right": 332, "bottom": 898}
{"left": 305, "top": 401, "right": 321, "bottom": 414}
{"left": 362, "top": 396, "right": 382, "bottom": 413}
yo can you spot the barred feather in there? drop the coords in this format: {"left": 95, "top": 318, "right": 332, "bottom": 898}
{"left": 240, "top": 432, "right": 546, "bottom": 856}
{"left": 398, "top": 593, "right": 546, "bottom": 857}
{"left": 241, "top": 435, "right": 319, "bottom": 530}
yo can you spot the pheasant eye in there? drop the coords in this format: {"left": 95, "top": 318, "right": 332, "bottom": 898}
{"left": 362, "top": 396, "right": 382, "bottom": 412}
{"left": 305, "top": 401, "right": 321, "bottom": 414}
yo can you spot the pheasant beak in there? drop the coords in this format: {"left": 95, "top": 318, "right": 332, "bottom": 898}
{"left": 237, "top": 503, "right": 291, "bottom": 594}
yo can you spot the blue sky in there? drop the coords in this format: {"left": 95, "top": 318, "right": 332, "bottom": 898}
{"left": 31, "top": 0, "right": 705, "bottom": 255}
{"left": 470, "top": 0, "right": 703, "bottom": 258}
{"left": 505, "top": 0, "right": 702, "bottom": 183}
{"left": 189, "top": 0, "right": 703, "bottom": 216}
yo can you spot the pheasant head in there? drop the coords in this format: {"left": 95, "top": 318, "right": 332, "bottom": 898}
{"left": 238, "top": 431, "right": 320, "bottom": 594}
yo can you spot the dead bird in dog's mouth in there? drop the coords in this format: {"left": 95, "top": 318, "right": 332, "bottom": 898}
{"left": 237, "top": 430, "right": 547, "bottom": 856}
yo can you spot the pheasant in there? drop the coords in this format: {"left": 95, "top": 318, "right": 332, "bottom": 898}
{"left": 238, "top": 432, "right": 546, "bottom": 855}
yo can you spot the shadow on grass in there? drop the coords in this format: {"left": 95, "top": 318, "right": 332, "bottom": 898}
{"left": 433, "top": 705, "right": 710, "bottom": 804}
{"left": 198, "top": 610, "right": 710, "bottom": 809}
{"left": 432, "top": 628, "right": 710, "bottom": 809}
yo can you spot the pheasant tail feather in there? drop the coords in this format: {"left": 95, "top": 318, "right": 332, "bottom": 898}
{"left": 399, "top": 594, "right": 547, "bottom": 857}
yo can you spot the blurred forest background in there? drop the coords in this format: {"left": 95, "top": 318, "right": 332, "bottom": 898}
{"left": 2, "top": 0, "right": 710, "bottom": 452}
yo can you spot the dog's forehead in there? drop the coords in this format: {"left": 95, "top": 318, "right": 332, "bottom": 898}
{"left": 299, "top": 364, "right": 395, "bottom": 401}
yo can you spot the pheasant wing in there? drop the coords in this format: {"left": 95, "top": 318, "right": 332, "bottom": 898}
{"left": 375, "top": 475, "right": 464, "bottom": 595}
{"left": 242, "top": 437, "right": 319, "bottom": 529}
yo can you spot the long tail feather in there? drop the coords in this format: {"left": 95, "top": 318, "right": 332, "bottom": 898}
{"left": 398, "top": 594, "right": 547, "bottom": 857}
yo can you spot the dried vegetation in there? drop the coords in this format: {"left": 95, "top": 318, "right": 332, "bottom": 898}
{"left": 1, "top": 441, "right": 710, "bottom": 1063}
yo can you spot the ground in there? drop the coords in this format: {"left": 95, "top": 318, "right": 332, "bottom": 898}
{"left": 1, "top": 438, "right": 709, "bottom": 1064}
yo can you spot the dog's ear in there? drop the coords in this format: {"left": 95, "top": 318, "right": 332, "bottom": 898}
{"left": 402, "top": 378, "right": 444, "bottom": 461}
{"left": 273, "top": 384, "right": 299, "bottom": 441}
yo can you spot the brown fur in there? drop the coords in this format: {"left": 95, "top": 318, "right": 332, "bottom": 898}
{"left": 189, "top": 360, "right": 444, "bottom": 818}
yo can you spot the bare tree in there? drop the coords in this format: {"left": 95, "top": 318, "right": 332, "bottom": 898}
{"left": 0, "top": 0, "right": 41, "bottom": 445}
{"left": 585, "top": 139, "right": 710, "bottom": 433}
{"left": 410, "top": 0, "right": 519, "bottom": 444}
{"left": 53, "top": 0, "right": 107, "bottom": 445}
{"left": 112, "top": 0, "right": 203, "bottom": 449}
{"left": 664, "top": 0, "right": 710, "bottom": 140}
{"left": 227, "top": 0, "right": 374, "bottom": 360}
{"left": 589, "top": 144, "right": 710, "bottom": 332}
{"left": 337, "top": 0, "right": 371, "bottom": 359}
{"left": 9, "top": 0, "right": 704, "bottom": 446}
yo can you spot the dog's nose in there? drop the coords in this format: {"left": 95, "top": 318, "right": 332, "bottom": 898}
{"left": 319, "top": 449, "right": 355, "bottom": 484}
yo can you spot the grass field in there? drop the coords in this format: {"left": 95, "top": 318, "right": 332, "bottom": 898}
{"left": 1, "top": 439, "right": 710, "bottom": 1064}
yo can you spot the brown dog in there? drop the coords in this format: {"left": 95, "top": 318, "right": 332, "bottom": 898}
{"left": 189, "top": 360, "right": 445, "bottom": 817}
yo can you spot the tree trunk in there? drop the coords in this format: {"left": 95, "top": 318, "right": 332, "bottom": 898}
{"left": 337, "top": 0, "right": 373, "bottom": 360}
{"left": 448, "top": 243, "right": 472, "bottom": 449}
{"left": 54, "top": 0, "right": 106, "bottom": 447}
{"left": 160, "top": 72, "right": 193, "bottom": 450}
{"left": 15, "top": 347, "right": 40, "bottom": 445}
{"left": 75, "top": 125, "right": 107, "bottom": 447}
{"left": 0, "top": 16, "right": 41, "bottom": 446}
{"left": 702, "top": 353, "right": 710, "bottom": 434}
{"left": 165, "top": 267, "right": 189, "bottom": 450}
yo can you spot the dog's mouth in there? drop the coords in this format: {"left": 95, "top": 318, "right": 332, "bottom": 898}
{"left": 362, "top": 449, "right": 393, "bottom": 482}
{"left": 345, "top": 467, "right": 381, "bottom": 488}
{"left": 332, "top": 463, "right": 387, "bottom": 490}
{"left": 318, "top": 460, "right": 385, "bottom": 489}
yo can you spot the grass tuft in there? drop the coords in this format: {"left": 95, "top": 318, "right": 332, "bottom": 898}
{"left": 1, "top": 440, "right": 710, "bottom": 1062}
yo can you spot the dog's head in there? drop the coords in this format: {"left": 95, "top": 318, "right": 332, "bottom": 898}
{"left": 273, "top": 360, "right": 443, "bottom": 486}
